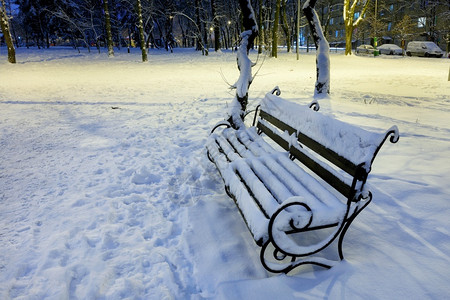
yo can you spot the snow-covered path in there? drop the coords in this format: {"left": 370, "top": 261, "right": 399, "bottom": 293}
{"left": 1, "top": 47, "right": 449, "bottom": 299}
{"left": 0, "top": 100, "right": 218, "bottom": 298}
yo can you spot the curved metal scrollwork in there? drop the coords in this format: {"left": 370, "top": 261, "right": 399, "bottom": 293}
{"left": 243, "top": 109, "right": 255, "bottom": 120}
{"left": 260, "top": 241, "right": 333, "bottom": 273}
{"left": 338, "top": 191, "right": 372, "bottom": 260}
{"left": 268, "top": 202, "right": 314, "bottom": 257}
{"left": 259, "top": 200, "right": 352, "bottom": 273}
{"left": 242, "top": 105, "right": 261, "bottom": 127}
{"left": 370, "top": 125, "right": 400, "bottom": 166}
{"left": 207, "top": 151, "right": 214, "bottom": 163}
{"left": 309, "top": 99, "right": 320, "bottom": 111}
{"left": 271, "top": 86, "right": 281, "bottom": 96}
{"left": 387, "top": 126, "right": 400, "bottom": 143}
{"left": 359, "top": 190, "right": 373, "bottom": 202}
{"left": 274, "top": 249, "right": 287, "bottom": 261}
{"left": 252, "top": 105, "right": 261, "bottom": 127}
{"left": 210, "top": 121, "right": 231, "bottom": 135}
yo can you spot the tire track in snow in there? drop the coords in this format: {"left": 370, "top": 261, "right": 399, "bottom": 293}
{"left": 367, "top": 185, "right": 450, "bottom": 265}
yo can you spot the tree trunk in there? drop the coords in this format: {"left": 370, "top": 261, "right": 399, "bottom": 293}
{"left": 9, "top": 10, "right": 19, "bottom": 48}
{"left": 178, "top": 17, "right": 187, "bottom": 48}
{"left": 281, "top": 0, "right": 290, "bottom": 52}
{"left": 258, "top": 0, "right": 263, "bottom": 54}
{"left": 345, "top": 25, "right": 353, "bottom": 55}
{"left": 272, "top": 0, "right": 281, "bottom": 57}
{"left": 0, "top": 0, "right": 16, "bottom": 63}
{"left": 103, "top": 0, "right": 114, "bottom": 57}
{"left": 211, "top": 0, "right": 221, "bottom": 51}
{"left": 195, "top": 0, "right": 202, "bottom": 52}
{"left": 95, "top": 39, "right": 101, "bottom": 53}
{"left": 227, "top": 0, "right": 258, "bottom": 128}
{"left": 303, "top": 0, "right": 330, "bottom": 96}
{"left": 165, "top": 16, "right": 174, "bottom": 52}
{"left": 203, "top": 8, "right": 209, "bottom": 55}
{"left": 136, "top": 0, "right": 148, "bottom": 62}
{"left": 127, "top": 27, "right": 131, "bottom": 53}
{"left": 343, "top": 0, "right": 370, "bottom": 56}
{"left": 296, "top": 0, "right": 300, "bottom": 60}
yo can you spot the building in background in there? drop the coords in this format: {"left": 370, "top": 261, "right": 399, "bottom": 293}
{"left": 314, "top": 0, "right": 448, "bottom": 52}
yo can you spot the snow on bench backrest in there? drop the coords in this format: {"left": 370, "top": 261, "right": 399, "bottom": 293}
{"left": 260, "top": 93, "right": 399, "bottom": 172}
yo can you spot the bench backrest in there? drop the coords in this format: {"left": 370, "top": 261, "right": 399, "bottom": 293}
{"left": 256, "top": 93, "right": 399, "bottom": 201}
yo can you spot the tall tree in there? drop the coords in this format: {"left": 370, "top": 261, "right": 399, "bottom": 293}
{"left": 136, "top": 0, "right": 147, "bottom": 62}
{"left": 228, "top": 0, "right": 258, "bottom": 128}
{"left": 49, "top": 0, "right": 103, "bottom": 53}
{"left": 272, "top": 0, "right": 281, "bottom": 57}
{"left": 392, "top": 14, "right": 415, "bottom": 53}
{"left": 343, "top": 0, "right": 371, "bottom": 55}
{"left": 280, "top": 0, "right": 291, "bottom": 52}
{"left": 0, "top": 0, "right": 16, "bottom": 63}
{"left": 103, "top": 0, "right": 114, "bottom": 57}
{"left": 296, "top": 0, "right": 301, "bottom": 60}
{"left": 257, "top": 0, "right": 263, "bottom": 54}
{"left": 303, "top": 0, "right": 330, "bottom": 96}
{"left": 194, "top": 0, "right": 206, "bottom": 54}
{"left": 211, "top": 0, "right": 221, "bottom": 51}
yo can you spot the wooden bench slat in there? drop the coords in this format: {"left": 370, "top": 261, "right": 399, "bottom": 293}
{"left": 239, "top": 128, "right": 278, "bottom": 156}
{"left": 289, "top": 145, "right": 353, "bottom": 198}
{"left": 259, "top": 154, "right": 330, "bottom": 204}
{"left": 232, "top": 160, "right": 280, "bottom": 220}
{"left": 223, "top": 129, "right": 256, "bottom": 159}
{"left": 274, "top": 154, "right": 349, "bottom": 212}
{"left": 222, "top": 127, "right": 278, "bottom": 159}
{"left": 247, "top": 158, "right": 294, "bottom": 204}
{"left": 256, "top": 116, "right": 354, "bottom": 199}
{"left": 256, "top": 120, "right": 290, "bottom": 151}
{"left": 225, "top": 168, "right": 270, "bottom": 244}
{"left": 245, "top": 154, "right": 348, "bottom": 228}
{"left": 259, "top": 110, "right": 358, "bottom": 175}
{"left": 260, "top": 93, "right": 394, "bottom": 171}
{"left": 215, "top": 134, "right": 242, "bottom": 161}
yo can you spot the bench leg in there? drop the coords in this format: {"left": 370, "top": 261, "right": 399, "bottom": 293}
{"left": 207, "top": 150, "right": 214, "bottom": 163}
{"left": 259, "top": 201, "right": 346, "bottom": 273}
{"left": 260, "top": 241, "right": 334, "bottom": 273}
{"left": 338, "top": 193, "right": 372, "bottom": 260}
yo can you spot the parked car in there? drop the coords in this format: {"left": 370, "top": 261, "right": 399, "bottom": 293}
{"left": 356, "top": 44, "right": 374, "bottom": 55}
{"left": 406, "top": 41, "right": 444, "bottom": 58}
{"left": 378, "top": 44, "right": 403, "bottom": 55}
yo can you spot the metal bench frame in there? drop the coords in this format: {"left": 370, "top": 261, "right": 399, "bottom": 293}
{"left": 207, "top": 89, "right": 399, "bottom": 273}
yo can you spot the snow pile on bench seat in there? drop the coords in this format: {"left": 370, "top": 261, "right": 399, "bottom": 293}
{"left": 261, "top": 93, "right": 399, "bottom": 170}
{"left": 207, "top": 128, "right": 352, "bottom": 244}
{"left": 206, "top": 130, "right": 270, "bottom": 242}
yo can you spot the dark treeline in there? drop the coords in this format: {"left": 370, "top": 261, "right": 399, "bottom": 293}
{"left": 2, "top": 1, "right": 450, "bottom": 56}
{"left": 8, "top": 0, "right": 252, "bottom": 54}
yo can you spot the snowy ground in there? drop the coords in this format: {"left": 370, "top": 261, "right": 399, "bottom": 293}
{"left": 0, "top": 47, "right": 449, "bottom": 299}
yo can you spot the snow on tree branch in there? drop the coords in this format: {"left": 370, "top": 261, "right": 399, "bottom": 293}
{"left": 227, "top": 0, "right": 258, "bottom": 129}
{"left": 0, "top": 0, "right": 16, "bottom": 63}
{"left": 343, "top": 0, "right": 370, "bottom": 55}
{"left": 353, "top": 0, "right": 370, "bottom": 27}
{"left": 303, "top": 0, "right": 330, "bottom": 97}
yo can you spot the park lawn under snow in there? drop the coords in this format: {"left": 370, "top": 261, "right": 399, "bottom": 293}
{"left": 0, "top": 46, "right": 449, "bottom": 299}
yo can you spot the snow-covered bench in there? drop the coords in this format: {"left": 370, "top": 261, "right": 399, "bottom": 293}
{"left": 206, "top": 88, "right": 399, "bottom": 273}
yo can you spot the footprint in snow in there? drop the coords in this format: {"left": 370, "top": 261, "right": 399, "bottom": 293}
{"left": 132, "top": 166, "right": 162, "bottom": 185}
